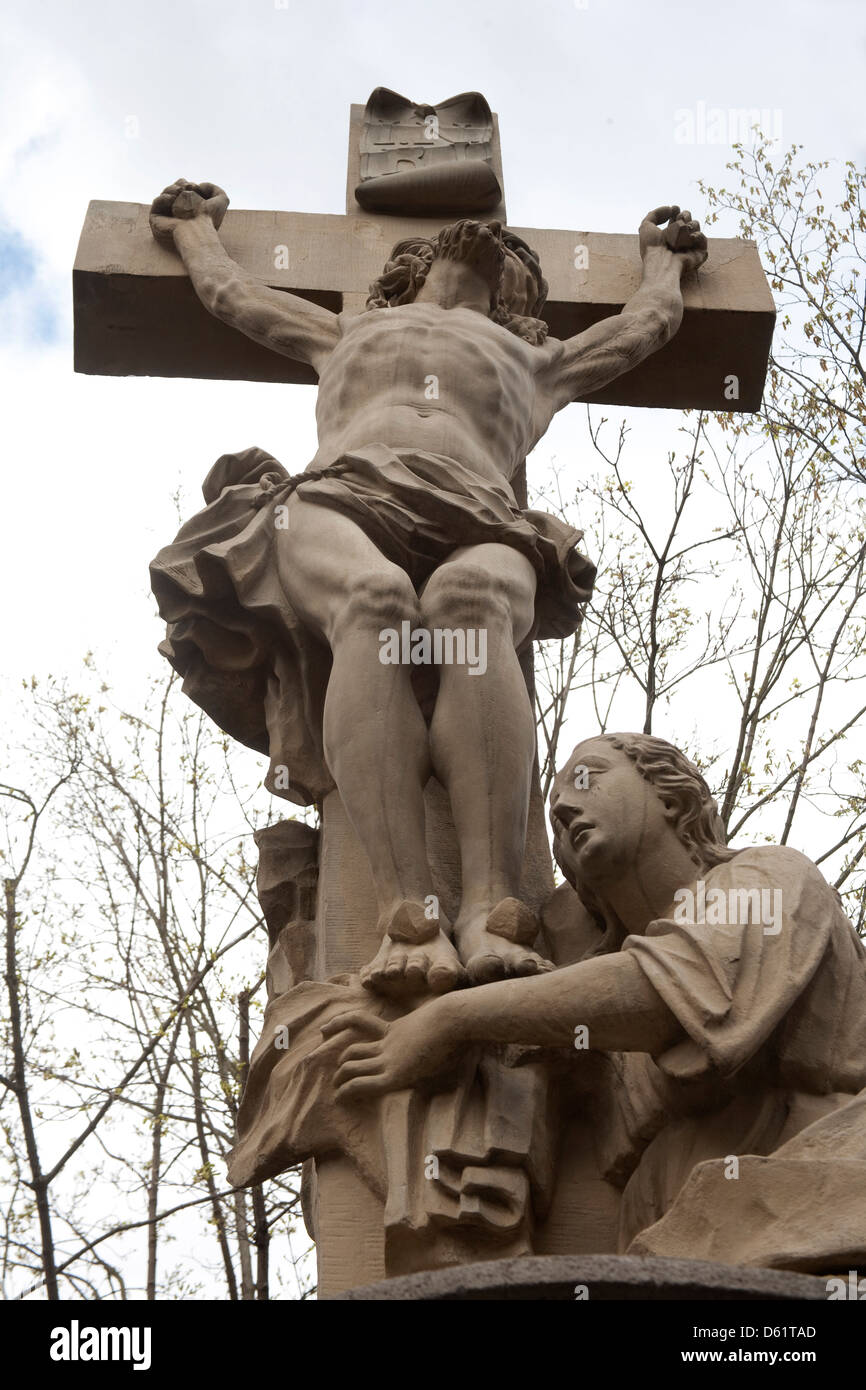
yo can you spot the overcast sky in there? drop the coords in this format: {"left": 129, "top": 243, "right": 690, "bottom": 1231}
{"left": 1, "top": 0, "right": 864, "bottom": 703}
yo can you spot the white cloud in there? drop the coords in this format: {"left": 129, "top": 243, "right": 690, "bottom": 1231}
{"left": 1, "top": 0, "right": 864, "bottom": 702}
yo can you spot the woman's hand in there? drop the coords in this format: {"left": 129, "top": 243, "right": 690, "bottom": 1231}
{"left": 326, "top": 995, "right": 468, "bottom": 1102}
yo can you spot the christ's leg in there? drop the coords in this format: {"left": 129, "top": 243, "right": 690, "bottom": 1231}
{"left": 275, "top": 495, "right": 463, "bottom": 995}
{"left": 420, "top": 542, "right": 553, "bottom": 983}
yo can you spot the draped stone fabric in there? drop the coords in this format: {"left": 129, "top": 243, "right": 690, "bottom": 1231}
{"left": 606, "top": 846, "right": 866, "bottom": 1269}
{"left": 627, "top": 1090, "right": 866, "bottom": 1271}
{"left": 226, "top": 974, "right": 557, "bottom": 1272}
{"left": 149, "top": 446, "right": 595, "bottom": 806}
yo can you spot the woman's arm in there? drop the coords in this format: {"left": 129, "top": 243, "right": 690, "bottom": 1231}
{"left": 330, "top": 951, "right": 683, "bottom": 1102}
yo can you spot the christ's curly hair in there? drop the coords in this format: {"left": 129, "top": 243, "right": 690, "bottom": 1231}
{"left": 365, "top": 226, "right": 549, "bottom": 346}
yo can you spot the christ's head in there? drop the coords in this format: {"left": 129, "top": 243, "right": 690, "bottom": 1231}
{"left": 367, "top": 220, "right": 549, "bottom": 345}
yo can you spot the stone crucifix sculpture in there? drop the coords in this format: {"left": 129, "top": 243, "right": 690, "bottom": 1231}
{"left": 75, "top": 91, "right": 776, "bottom": 1291}
{"left": 147, "top": 180, "right": 706, "bottom": 994}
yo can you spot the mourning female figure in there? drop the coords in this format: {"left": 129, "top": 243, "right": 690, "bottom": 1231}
{"left": 331, "top": 733, "right": 866, "bottom": 1271}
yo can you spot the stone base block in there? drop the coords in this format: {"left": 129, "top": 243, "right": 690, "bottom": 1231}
{"left": 332, "top": 1254, "right": 829, "bottom": 1301}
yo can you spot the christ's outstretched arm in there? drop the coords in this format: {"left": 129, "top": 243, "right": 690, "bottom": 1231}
{"left": 150, "top": 179, "right": 340, "bottom": 373}
{"left": 538, "top": 206, "right": 707, "bottom": 410}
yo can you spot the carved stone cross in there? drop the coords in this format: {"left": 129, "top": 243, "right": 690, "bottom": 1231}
{"left": 74, "top": 91, "right": 774, "bottom": 410}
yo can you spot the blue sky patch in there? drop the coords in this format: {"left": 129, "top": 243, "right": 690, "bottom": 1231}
{"left": 0, "top": 221, "right": 60, "bottom": 344}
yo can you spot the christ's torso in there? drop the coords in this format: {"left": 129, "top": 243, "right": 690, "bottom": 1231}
{"left": 311, "top": 303, "right": 552, "bottom": 484}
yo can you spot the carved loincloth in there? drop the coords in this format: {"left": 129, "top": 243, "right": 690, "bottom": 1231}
{"left": 150, "top": 444, "right": 595, "bottom": 805}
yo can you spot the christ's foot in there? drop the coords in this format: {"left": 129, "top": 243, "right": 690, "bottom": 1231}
{"left": 456, "top": 898, "right": 554, "bottom": 985}
{"left": 360, "top": 902, "right": 465, "bottom": 997}
{"left": 360, "top": 931, "right": 465, "bottom": 997}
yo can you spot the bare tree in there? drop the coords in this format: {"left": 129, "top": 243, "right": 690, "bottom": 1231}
{"left": 699, "top": 140, "right": 866, "bottom": 489}
{"left": 1, "top": 672, "right": 313, "bottom": 1300}
{"left": 531, "top": 140, "right": 865, "bottom": 926}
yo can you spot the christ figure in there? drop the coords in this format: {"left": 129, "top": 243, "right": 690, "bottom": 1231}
{"left": 149, "top": 179, "right": 707, "bottom": 997}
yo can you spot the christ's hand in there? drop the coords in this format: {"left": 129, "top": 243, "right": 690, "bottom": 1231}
{"left": 327, "top": 1000, "right": 466, "bottom": 1102}
{"left": 639, "top": 205, "right": 708, "bottom": 274}
{"left": 149, "top": 179, "right": 229, "bottom": 246}
{"left": 147, "top": 177, "right": 337, "bottom": 366}
{"left": 540, "top": 203, "right": 708, "bottom": 407}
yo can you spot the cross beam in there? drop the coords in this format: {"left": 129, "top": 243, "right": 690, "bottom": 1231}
{"left": 73, "top": 103, "right": 774, "bottom": 410}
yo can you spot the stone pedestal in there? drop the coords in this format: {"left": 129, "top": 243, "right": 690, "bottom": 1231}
{"left": 333, "top": 1254, "right": 829, "bottom": 1301}
{"left": 307, "top": 765, "right": 556, "bottom": 1297}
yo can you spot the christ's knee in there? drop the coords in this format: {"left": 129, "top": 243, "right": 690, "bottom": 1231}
{"left": 329, "top": 569, "right": 420, "bottom": 647}
{"left": 422, "top": 563, "right": 534, "bottom": 646}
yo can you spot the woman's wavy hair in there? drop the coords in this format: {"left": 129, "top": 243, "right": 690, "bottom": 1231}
{"left": 365, "top": 227, "right": 550, "bottom": 346}
{"left": 601, "top": 733, "right": 735, "bottom": 870}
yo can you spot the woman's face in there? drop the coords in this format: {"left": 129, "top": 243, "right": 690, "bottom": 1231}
{"left": 549, "top": 738, "right": 672, "bottom": 886}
